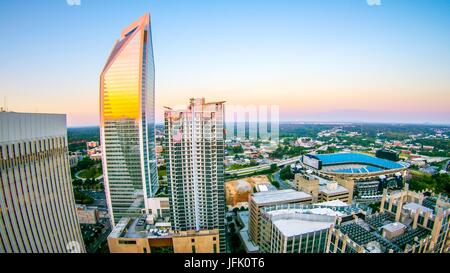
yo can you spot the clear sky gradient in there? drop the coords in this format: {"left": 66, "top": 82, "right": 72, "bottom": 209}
{"left": 0, "top": 0, "right": 449, "bottom": 126}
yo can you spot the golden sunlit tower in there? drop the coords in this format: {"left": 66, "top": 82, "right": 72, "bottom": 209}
{"left": 100, "top": 14, "right": 158, "bottom": 225}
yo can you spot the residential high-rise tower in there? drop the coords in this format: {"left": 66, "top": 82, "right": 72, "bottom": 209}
{"left": 100, "top": 13, "right": 158, "bottom": 225}
{"left": 164, "top": 98, "right": 226, "bottom": 253}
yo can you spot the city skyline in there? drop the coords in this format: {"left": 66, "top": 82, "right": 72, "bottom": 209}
{"left": 0, "top": 0, "right": 449, "bottom": 126}
{"left": 0, "top": 0, "right": 449, "bottom": 259}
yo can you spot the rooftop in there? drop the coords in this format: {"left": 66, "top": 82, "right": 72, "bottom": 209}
{"left": 265, "top": 208, "right": 337, "bottom": 237}
{"left": 274, "top": 218, "right": 334, "bottom": 237}
{"left": 339, "top": 221, "right": 404, "bottom": 253}
{"left": 314, "top": 200, "right": 348, "bottom": 207}
{"left": 0, "top": 112, "right": 67, "bottom": 142}
{"left": 403, "top": 202, "right": 434, "bottom": 215}
{"left": 108, "top": 216, "right": 171, "bottom": 239}
{"left": 109, "top": 217, "right": 131, "bottom": 239}
{"left": 382, "top": 222, "right": 406, "bottom": 233}
{"left": 237, "top": 211, "right": 259, "bottom": 253}
{"left": 266, "top": 207, "right": 346, "bottom": 218}
{"left": 339, "top": 212, "right": 432, "bottom": 253}
{"left": 251, "top": 189, "right": 312, "bottom": 205}
{"left": 319, "top": 182, "right": 349, "bottom": 195}
{"left": 261, "top": 203, "right": 367, "bottom": 218}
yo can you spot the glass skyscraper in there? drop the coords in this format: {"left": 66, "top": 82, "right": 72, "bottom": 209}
{"left": 100, "top": 13, "right": 158, "bottom": 225}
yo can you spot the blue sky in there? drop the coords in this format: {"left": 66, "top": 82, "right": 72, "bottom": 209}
{"left": 0, "top": 0, "right": 449, "bottom": 126}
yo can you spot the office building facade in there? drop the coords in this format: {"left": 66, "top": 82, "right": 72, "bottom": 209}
{"left": 100, "top": 13, "right": 158, "bottom": 225}
{"left": 248, "top": 189, "right": 313, "bottom": 245}
{"left": 164, "top": 98, "right": 226, "bottom": 252}
{"left": 259, "top": 208, "right": 336, "bottom": 253}
{"left": 0, "top": 112, "right": 85, "bottom": 253}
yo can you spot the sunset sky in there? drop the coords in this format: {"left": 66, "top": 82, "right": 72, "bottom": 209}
{"left": 0, "top": 0, "right": 449, "bottom": 126}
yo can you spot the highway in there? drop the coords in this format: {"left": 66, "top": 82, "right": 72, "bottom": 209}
{"left": 225, "top": 156, "right": 300, "bottom": 176}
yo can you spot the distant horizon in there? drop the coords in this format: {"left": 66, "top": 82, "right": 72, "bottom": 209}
{"left": 66, "top": 120, "right": 450, "bottom": 129}
{"left": 4, "top": 107, "right": 450, "bottom": 127}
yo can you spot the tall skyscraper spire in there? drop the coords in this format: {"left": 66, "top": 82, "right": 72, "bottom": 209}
{"left": 100, "top": 13, "right": 158, "bottom": 225}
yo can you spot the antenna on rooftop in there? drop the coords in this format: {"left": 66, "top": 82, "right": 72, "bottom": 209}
{"left": 1, "top": 96, "right": 7, "bottom": 112}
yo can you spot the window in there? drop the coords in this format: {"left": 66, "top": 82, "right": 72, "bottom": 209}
{"left": 119, "top": 240, "right": 137, "bottom": 245}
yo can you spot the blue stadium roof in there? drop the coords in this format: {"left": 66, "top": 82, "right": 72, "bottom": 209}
{"left": 313, "top": 153, "right": 404, "bottom": 170}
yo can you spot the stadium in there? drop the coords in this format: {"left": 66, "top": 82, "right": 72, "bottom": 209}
{"left": 303, "top": 153, "right": 407, "bottom": 175}
{"left": 301, "top": 153, "right": 409, "bottom": 204}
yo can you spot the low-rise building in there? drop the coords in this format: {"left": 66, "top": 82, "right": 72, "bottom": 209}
{"left": 295, "top": 172, "right": 352, "bottom": 203}
{"left": 295, "top": 171, "right": 320, "bottom": 202}
{"left": 319, "top": 182, "right": 351, "bottom": 203}
{"left": 86, "top": 141, "right": 98, "bottom": 149}
{"left": 255, "top": 202, "right": 365, "bottom": 253}
{"left": 259, "top": 208, "right": 337, "bottom": 253}
{"left": 76, "top": 205, "right": 99, "bottom": 224}
{"left": 248, "top": 189, "right": 313, "bottom": 245}
{"left": 172, "top": 229, "right": 221, "bottom": 253}
{"left": 107, "top": 217, "right": 172, "bottom": 253}
{"left": 107, "top": 216, "right": 220, "bottom": 253}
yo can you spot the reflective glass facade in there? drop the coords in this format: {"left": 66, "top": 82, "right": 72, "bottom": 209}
{"left": 100, "top": 14, "right": 158, "bottom": 225}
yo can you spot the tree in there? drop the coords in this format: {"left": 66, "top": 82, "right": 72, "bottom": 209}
{"left": 270, "top": 164, "right": 278, "bottom": 172}
{"left": 271, "top": 180, "right": 280, "bottom": 189}
{"left": 227, "top": 145, "right": 244, "bottom": 154}
{"left": 73, "top": 189, "right": 94, "bottom": 205}
{"left": 76, "top": 157, "right": 96, "bottom": 170}
{"left": 280, "top": 165, "right": 294, "bottom": 180}
{"left": 72, "top": 179, "right": 83, "bottom": 187}
{"left": 409, "top": 173, "right": 450, "bottom": 195}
